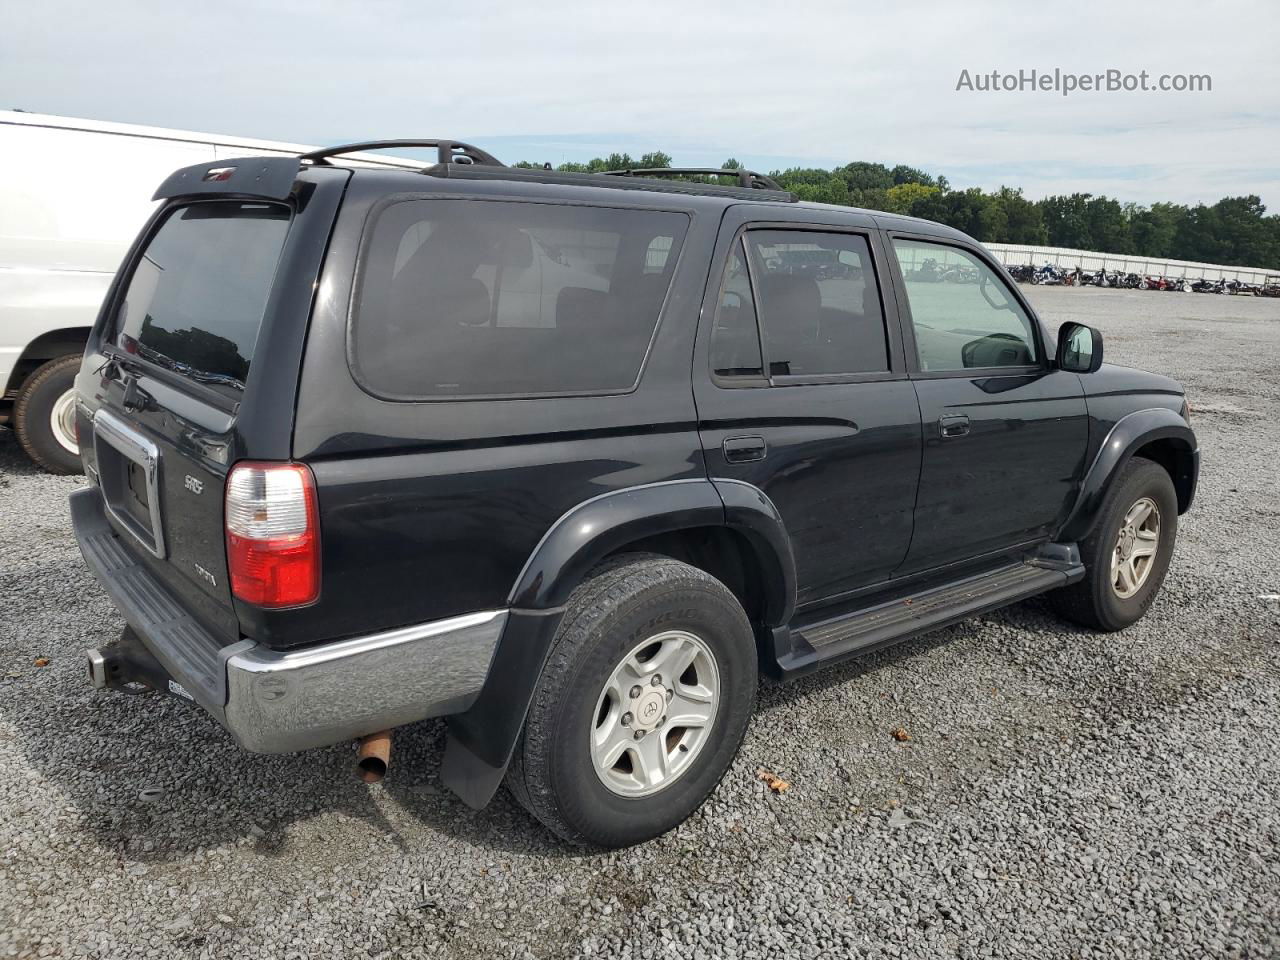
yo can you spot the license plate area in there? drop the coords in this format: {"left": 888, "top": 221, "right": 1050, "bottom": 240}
{"left": 93, "top": 408, "right": 166, "bottom": 558}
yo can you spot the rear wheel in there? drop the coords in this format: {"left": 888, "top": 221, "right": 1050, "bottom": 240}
{"left": 14, "top": 355, "right": 83, "bottom": 475}
{"left": 1050, "top": 457, "right": 1178, "bottom": 631}
{"left": 506, "top": 555, "right": 757, "bottom": 847}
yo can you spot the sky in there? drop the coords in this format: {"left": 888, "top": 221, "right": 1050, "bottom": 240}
{"left": 3, "top": 0, "right": 1278, "bottom": 208}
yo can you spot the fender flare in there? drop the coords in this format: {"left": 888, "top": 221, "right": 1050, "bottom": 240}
{"left": 507, "top": 477, "right": 796, "bottom": 622}
{"left": 1059, "top": 407, "right": 1198, "bottom": 543}
{"left": 441, "top": 477, "right": 796, "bottom": 808}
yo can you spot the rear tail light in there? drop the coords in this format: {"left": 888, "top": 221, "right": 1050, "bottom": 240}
{"left": 225, "top": 462, "right": 320, "bottom": 608}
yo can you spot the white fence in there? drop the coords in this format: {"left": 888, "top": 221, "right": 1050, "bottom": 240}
{"left": 985, "top": 243, "right": 1278, "bottom": 285}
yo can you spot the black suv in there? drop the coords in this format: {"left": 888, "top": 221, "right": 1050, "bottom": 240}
{"left": 72, "top": 141, "right": 1199, "bottom": 848}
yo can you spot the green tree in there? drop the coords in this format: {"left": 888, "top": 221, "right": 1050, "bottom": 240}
{"left": 993, "top": 187, "right": 1048, "bottom": 244}
{"left": 638, "top": 151, "right": 672, "bottom": 169}
{"left": 1086, "top": 196, "right": 1131, "bottom": 253}
{"left": 889, "top": 164, "right": 937, "bottom": 188}
{"left": 510, "top": 148, "right": 1278, "bottom": 268}
{"left": 884, "top": 182, "right": 939, "bottom": 215}
{"left": 1210, "top": 196, "right": 1276, "bottom": 266}
{"left": 1039, "top": 194, "right": 1094, "bottom": 248}
{"left": 838, "top": 161, "right": 894, "bottom": 193}
{"left": 1128, "top": 202, "right": 1181, "bottom": 257}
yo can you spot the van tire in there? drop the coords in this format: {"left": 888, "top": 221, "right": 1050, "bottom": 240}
{"left": 506, "top": 554, "right": 757, "bottom": 848}
{"left": 14, "top": 355, "right": 83, "bottom": 475}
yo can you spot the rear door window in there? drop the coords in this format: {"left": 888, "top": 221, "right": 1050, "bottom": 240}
{"left": 710, "top": 239, "right": 764, "bottom": 378}
{"left": 114, "top": 201, "right": 290, "bottom": 395}
{"left": 747, "top": 230, "right": 889, "bottom": 377}
{"left": 352, "top": 199, "right": 688, "bottom": 399}
{"left": 710, "top": 229, "right": 889, "bottom": 379}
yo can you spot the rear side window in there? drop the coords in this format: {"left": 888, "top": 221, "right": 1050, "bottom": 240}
{"left": 353, "top": 199, "right": 689, "bottom": 399}
{"left": 709, "top": 229, "right": 889, "bottom": 379}
{"left": 114, "top": 201, "right": 290, "bottom": 394}
{"left": 710, "top": 240, "right": 764, "bottom": 378}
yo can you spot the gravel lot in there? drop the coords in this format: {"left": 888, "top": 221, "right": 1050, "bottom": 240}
{"left": 2, "top": 286, "right": 1278, "bottom": 960}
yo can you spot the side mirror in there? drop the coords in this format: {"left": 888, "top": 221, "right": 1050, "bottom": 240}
{"left": 1057, "top": 322, "right": 1103, "bottom": 373}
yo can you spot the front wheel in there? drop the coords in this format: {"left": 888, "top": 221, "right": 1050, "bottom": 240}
{"left": 505, "top": 555, "right": 757, "bottom": 847}
{"left": 1050, "top": 457, "right": 1178, "bottom": 631}
{"left": 13, "top": 354, "right": 83, "bottom": 475}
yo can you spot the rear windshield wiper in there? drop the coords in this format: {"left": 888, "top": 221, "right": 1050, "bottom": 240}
{"left": 187, "top": 370, "right": 247, "bottom": 391}
{"left": 135, "top": 344, "right": 245, "bottom": 392}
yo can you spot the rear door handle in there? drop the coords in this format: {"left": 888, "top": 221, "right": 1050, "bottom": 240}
{"left": 722, "top": 435, "right": 767, "bottom": 463}
{"left": 939, "top": 414, "right": 970, "bottom": 439}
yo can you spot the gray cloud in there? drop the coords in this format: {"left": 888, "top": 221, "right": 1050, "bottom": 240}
{"left": 3, "top": 0, "right": 1277, "bottom": 205}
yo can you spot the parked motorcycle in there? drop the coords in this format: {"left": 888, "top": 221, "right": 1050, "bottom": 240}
{"left": 1030, "top": 263, "right": 1065, "bottom": 285}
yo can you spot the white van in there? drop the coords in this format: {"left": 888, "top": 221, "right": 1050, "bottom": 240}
{"left": 0, "top": 111, "right": 419, "bottom": 472}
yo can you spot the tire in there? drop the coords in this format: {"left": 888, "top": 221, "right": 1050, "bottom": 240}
{"left": 13, "top": 355, "right": 83, "bottom": 475}
{"left": 506, "top": 554, "right": 757, "bottom": 848}
{"left": 1050, "top": 457, "right": 1178, "bottom": 632}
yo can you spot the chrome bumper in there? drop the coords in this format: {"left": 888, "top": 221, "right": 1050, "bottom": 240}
{"left": 223, "top": 609, "right": 506, "bottom": 753}
{"left": 72, "top": 487, "right": 506, "bottom": 754}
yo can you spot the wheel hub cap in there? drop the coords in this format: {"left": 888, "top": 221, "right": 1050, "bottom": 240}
{"left": 632, "top": 688, "right": 666, "bottom": 731}
{"left": 50, "top": 388, "right": 79, "bottom": 456}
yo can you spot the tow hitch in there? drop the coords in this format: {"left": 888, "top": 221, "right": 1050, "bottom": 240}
{"left": 85, "top": 628, "right": 185, "bottom": 698}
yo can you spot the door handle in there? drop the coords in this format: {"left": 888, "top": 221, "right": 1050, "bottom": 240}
{"left": 939, "top": 414, "right": 970, "bottom": 439}
{"left": 722, "top": 435, "right": 767, "bottom": 463}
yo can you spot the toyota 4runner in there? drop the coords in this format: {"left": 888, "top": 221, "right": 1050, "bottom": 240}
{"left": 71, "top": 140, "right": 1199, "bottom": 847}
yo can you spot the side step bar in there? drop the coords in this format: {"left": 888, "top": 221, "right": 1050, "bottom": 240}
{"left": 777, "top": 558, "right": 1084, "bottom": 676}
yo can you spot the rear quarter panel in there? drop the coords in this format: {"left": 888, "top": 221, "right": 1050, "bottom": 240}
{"left": 284, "top": 178, "right": 722, "bottom": 647}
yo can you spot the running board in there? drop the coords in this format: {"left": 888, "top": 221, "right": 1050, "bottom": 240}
{"left": 777, "top": 559, "right": 1084, "bottom": 676}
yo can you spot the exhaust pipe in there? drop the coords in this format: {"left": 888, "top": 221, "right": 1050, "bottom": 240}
{"left": 87, "top": 649, "right": 108, "bottom": 690}
{"left": 356, "top": 730, "right": 392, "bottom": 783}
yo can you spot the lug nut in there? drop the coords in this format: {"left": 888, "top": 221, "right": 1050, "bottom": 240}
{"left": 633, "top": 729, "right": 646, "bottom": 740}
{"left": 630, "top": 685, "right": 642, "bottom": 699}
{"left": 652, "top": 675, "right": 663, "bottom": 686}
{"left": 658, "top": 716, "right": 667, "bottom": 727}
{"left": 666, "top": 690, "right": 674, "bottom": 701}
{"left": 621, "top": 712, "right": 633, "bottom": 727}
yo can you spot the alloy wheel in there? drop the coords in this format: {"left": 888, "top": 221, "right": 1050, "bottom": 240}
{"left": 1111, "top": 497, "right": 1161, "bottom": 599}
{"left": 590, "top": 630, "right": 720, "bottom": 798}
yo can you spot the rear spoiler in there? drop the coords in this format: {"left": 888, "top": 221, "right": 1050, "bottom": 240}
{"left": 152, "top": 156, "right": 302, "bottom": 202}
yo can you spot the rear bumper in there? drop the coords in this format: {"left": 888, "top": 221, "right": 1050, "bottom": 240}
{"left": 71, "top": 487, "right": 506, "bottom": 753}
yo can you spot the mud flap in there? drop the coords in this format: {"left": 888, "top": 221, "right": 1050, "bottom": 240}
{"left": 439, "top": 607, "right": 564, "bottom": 808}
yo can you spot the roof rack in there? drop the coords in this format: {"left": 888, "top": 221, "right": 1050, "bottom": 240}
{"left": 297, "top": 140, "right": 798, "bottom": 201}
{"left": 602, "top": 167, "right": 785, "bottom": 191}
{"left": 299, "top": 139, "right": 504, "bottom": 168}
{"left": 441, "top": 164, "right": 798, "bottom": 202}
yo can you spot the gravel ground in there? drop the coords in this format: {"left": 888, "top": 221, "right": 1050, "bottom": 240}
{"left": 2, "top": 286, "right": 1278, "bottom": 960}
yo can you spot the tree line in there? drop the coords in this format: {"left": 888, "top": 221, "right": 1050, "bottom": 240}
{"left": 514, "top": 152, "right": 1280, "bottom": 269}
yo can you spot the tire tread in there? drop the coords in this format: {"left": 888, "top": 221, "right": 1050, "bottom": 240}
{"left": 506, "top": 554, "right": 753, "bottom": 846}
{"left": 13, "top": 355, "right": 82, "bottom": 475}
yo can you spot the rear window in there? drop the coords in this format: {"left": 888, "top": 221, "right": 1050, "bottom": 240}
{"left": 114, "top": 201, "right": 290, "bottom": 394}
{"left": 352, "top": 199, "right": 688, "bottom": 399}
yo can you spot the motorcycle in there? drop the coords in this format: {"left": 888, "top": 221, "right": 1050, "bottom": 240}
{"left": 1030, "top": 263, "right": 1065, "bottom": 285}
